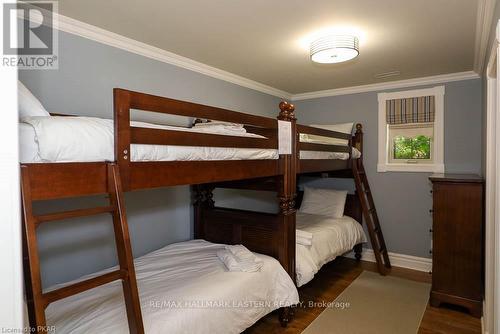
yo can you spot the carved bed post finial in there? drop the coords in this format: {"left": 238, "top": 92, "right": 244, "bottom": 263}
{"left": 278, "top": 101, "right": 296, "bottom": 121}
{"left": 355, "top": 123, "right": 362, "bottom": 134}
{"left": 354, "top": 123, "right": 363, "bottom": 153}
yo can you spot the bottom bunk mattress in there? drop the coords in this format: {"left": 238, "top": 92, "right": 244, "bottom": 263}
{"left": 45, "top": 240, "right": 299, "bottom": 334}
{"left": 295, "top": 213, "right": 367, "bottom": 287}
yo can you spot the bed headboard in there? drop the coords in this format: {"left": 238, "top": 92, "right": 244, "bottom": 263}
{"left": 295, "top": 190, "right": 362, "bottom": 224}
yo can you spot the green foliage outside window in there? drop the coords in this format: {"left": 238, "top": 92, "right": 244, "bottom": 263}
{"left": 393, "top": 135, "right": 431, "bottom": 160}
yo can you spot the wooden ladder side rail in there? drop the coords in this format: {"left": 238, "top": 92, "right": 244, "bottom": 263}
{"left": 21, "top": 164, "right": 145, "bottom": 333}
{"left": 352, "top": 159, "right": 391, "bottom": 275}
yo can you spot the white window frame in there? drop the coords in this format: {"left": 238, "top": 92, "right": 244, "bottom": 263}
{"left": 377, "top": 86, "right": 445, "bottom": 173}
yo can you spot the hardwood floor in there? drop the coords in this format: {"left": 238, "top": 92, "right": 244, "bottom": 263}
{"left": 246, "top": 257, "right": 481, "bottom": 334}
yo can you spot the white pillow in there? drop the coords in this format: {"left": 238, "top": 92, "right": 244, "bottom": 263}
{"left": 299, "top": 187, "right": 347, "bottom": 218}
{"left": 301, "top": 122, "right": 354, "bottom": 145}
{"left": 18, "top": 81, "right": 50, "bottom": 119}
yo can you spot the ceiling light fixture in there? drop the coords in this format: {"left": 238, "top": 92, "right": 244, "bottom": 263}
{"left": 310, "top": 35, "right": 359, "bottom": 64}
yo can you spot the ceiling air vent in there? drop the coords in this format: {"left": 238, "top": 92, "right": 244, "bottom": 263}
{"left": 374, "top": 71, "right": 401, "bottom": 79}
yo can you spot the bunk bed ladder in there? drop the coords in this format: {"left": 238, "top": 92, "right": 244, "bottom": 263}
{"left": 21, "top": 164, "right": 144, "bottom": 334}
{"left": 352, "top": 159, "right": 391, "bottom": 275}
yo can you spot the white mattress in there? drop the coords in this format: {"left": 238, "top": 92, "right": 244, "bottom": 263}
{"left": 300, "top": 148, "right": 361, "bottom": 160}
{"left": 295, "top": 213, "right": 367, "bottom": 287}
{"left": 19, "top": 116, "right": 360, "bottom": 163}
{"left": 19, "top": 116, "right": 279, "bottom": 163}
{"left": 46, "top": 240, "right": 299, "bottom": 334}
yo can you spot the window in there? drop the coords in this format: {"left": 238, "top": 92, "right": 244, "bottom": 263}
{"left": 377, "top": 86, "right": 444, "bottom": 172}
{"left": 389, "top": 123, "right": 433, "bottom": 162}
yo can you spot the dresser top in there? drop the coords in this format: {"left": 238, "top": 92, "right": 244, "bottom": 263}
{"left": 429, "top": 173, "right": 484, "bottom": 183}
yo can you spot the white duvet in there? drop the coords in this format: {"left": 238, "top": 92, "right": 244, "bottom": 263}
{"left": 295, "top": 214, "right": 367, "bottom": 287}
{"left": 20, "top": 116, "right": 279, "bottom": 163}
{"left": 19, "top": 116, "right": 359, "bottom": 163}
{"left": 46, "top": 240, "right": 299, "bottom": 334}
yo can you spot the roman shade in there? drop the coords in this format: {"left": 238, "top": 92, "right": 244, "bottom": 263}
{"left": 386, "top": 95, "right": 435, "bottom": 125}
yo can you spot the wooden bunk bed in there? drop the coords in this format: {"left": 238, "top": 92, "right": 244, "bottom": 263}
{"left": 20, "top": 90, "right": 298, "bottom": 333}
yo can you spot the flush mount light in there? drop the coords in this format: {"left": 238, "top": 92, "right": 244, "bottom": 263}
{"left": 310, "top": 35, "right": 359, "bottom": 64}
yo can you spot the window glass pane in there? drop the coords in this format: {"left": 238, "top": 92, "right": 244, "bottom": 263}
{"left": 393, "top": 135, "right": 431, "bottom": 160}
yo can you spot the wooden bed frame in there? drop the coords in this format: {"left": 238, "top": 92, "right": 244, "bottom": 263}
{"left": 20, "top": 90, "right": 362, "bottom": 333}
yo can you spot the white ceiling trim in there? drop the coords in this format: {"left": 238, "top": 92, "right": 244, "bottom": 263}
{"left": 474, "top": 0, "right": 496, "bottom": 74}
{"left": 290, "top": 71, "right": 480, "bottom": 101}
{"left": 54, "top": 13, "right": 293, "bottom": 99}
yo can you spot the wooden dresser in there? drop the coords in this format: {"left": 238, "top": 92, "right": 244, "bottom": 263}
{"left": 429, "top": 174, "right": 484, "bottom": 317}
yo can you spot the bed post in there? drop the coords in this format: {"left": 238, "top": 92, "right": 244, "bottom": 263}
{"left": 114, "top": 88, "right": 132, "bottom": 191}
{"left": 354, "top": 123, "right": 363, "bottom": 154}
{"left": 353, "top": 123, "right": 364, "bottom": 261}
{"left": 277, "top": 101, "right": 297, "bottom": 327}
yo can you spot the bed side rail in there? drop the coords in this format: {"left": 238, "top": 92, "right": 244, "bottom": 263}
{"left": 296, "top": 124, "right": 353, "bottom": 158}
{"left": 114, "top": 88, "right": 278, "bottom": 155}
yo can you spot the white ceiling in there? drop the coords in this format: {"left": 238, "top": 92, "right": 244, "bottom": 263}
{"left": 58, "top": 0, "right": 479, "bottom": 94}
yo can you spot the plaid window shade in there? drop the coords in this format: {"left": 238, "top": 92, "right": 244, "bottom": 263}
{"left": 386, "top": 96, "right": 435, "bottom": 125}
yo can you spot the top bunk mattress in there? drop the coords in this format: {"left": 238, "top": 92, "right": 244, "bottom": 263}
{"left": 45, "top": 239, "right": 299, "bottom": 334}
{"left": 19, "top": 116, "right": 279, "bottom": 163}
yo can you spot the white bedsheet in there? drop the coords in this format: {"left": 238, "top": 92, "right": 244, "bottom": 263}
{"left": 46, "top": 240, "right": 298, "bottom": 334}
{"left": 20, "top": 116, "right": 279, "bottom": 163}
{"left": 295, "top": 213, "right": 367, "bottom": 287}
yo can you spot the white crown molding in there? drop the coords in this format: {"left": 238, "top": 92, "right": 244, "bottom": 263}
{"left": 474, "top": 0, "right": 496, "bottom": 74}
{"left": 291, "top": 71, "right": 480, "bottom": 101}
{"left": 52, "top": 13, "right": 293, "bottom": 99}
{"left": 345, "top": 248, "right": 432, "bottom": 272}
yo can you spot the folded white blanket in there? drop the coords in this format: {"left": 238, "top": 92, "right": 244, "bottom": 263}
{"left": 217, "top": 250, "right": 263, "bottom": 272}
{"left": 296, "top": 229, "right": 313, "bottom": 246}
{"left": 225, "top": 244, "right": 255, "bottom": 260}
{"left": 194, "top": 121, "right": 246, "bottom": 134}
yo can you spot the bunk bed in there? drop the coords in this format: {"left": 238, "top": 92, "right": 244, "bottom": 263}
{"left": 20, "top": 89, "right": 300, "bottom": 334}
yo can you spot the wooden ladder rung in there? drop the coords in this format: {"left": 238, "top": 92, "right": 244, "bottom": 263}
{"left": 35, "top": 206, "right": 115, "bottom": 225}
{"left": 43, "top": 269, "right": 127, "bottom": 305}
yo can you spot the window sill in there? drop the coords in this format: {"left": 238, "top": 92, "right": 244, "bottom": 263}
{"left": 377, "top": 163, "right": 445, "bottom": 173}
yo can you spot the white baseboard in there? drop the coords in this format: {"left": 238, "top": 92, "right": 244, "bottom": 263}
{"left": 344, "top": 248, "right": 432, "bottom": 272}
{"left": 482, "top": 300, "right": 488, "bottom": 334}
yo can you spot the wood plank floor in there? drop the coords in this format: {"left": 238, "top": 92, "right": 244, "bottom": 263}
{"left": 246, "top": 257, "right": 481, "bottom": 334}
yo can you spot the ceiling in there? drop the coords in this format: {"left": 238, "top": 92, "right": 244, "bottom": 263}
{"left": 57, "top": 0, "right": 479, "bottom": 94}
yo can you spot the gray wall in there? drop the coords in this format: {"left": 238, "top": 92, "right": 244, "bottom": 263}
{"left": 20, "top": 31, "right": 281, "bottom": 288}
{"left": 295, "top": 79, "right": 483, "bottom": 258}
